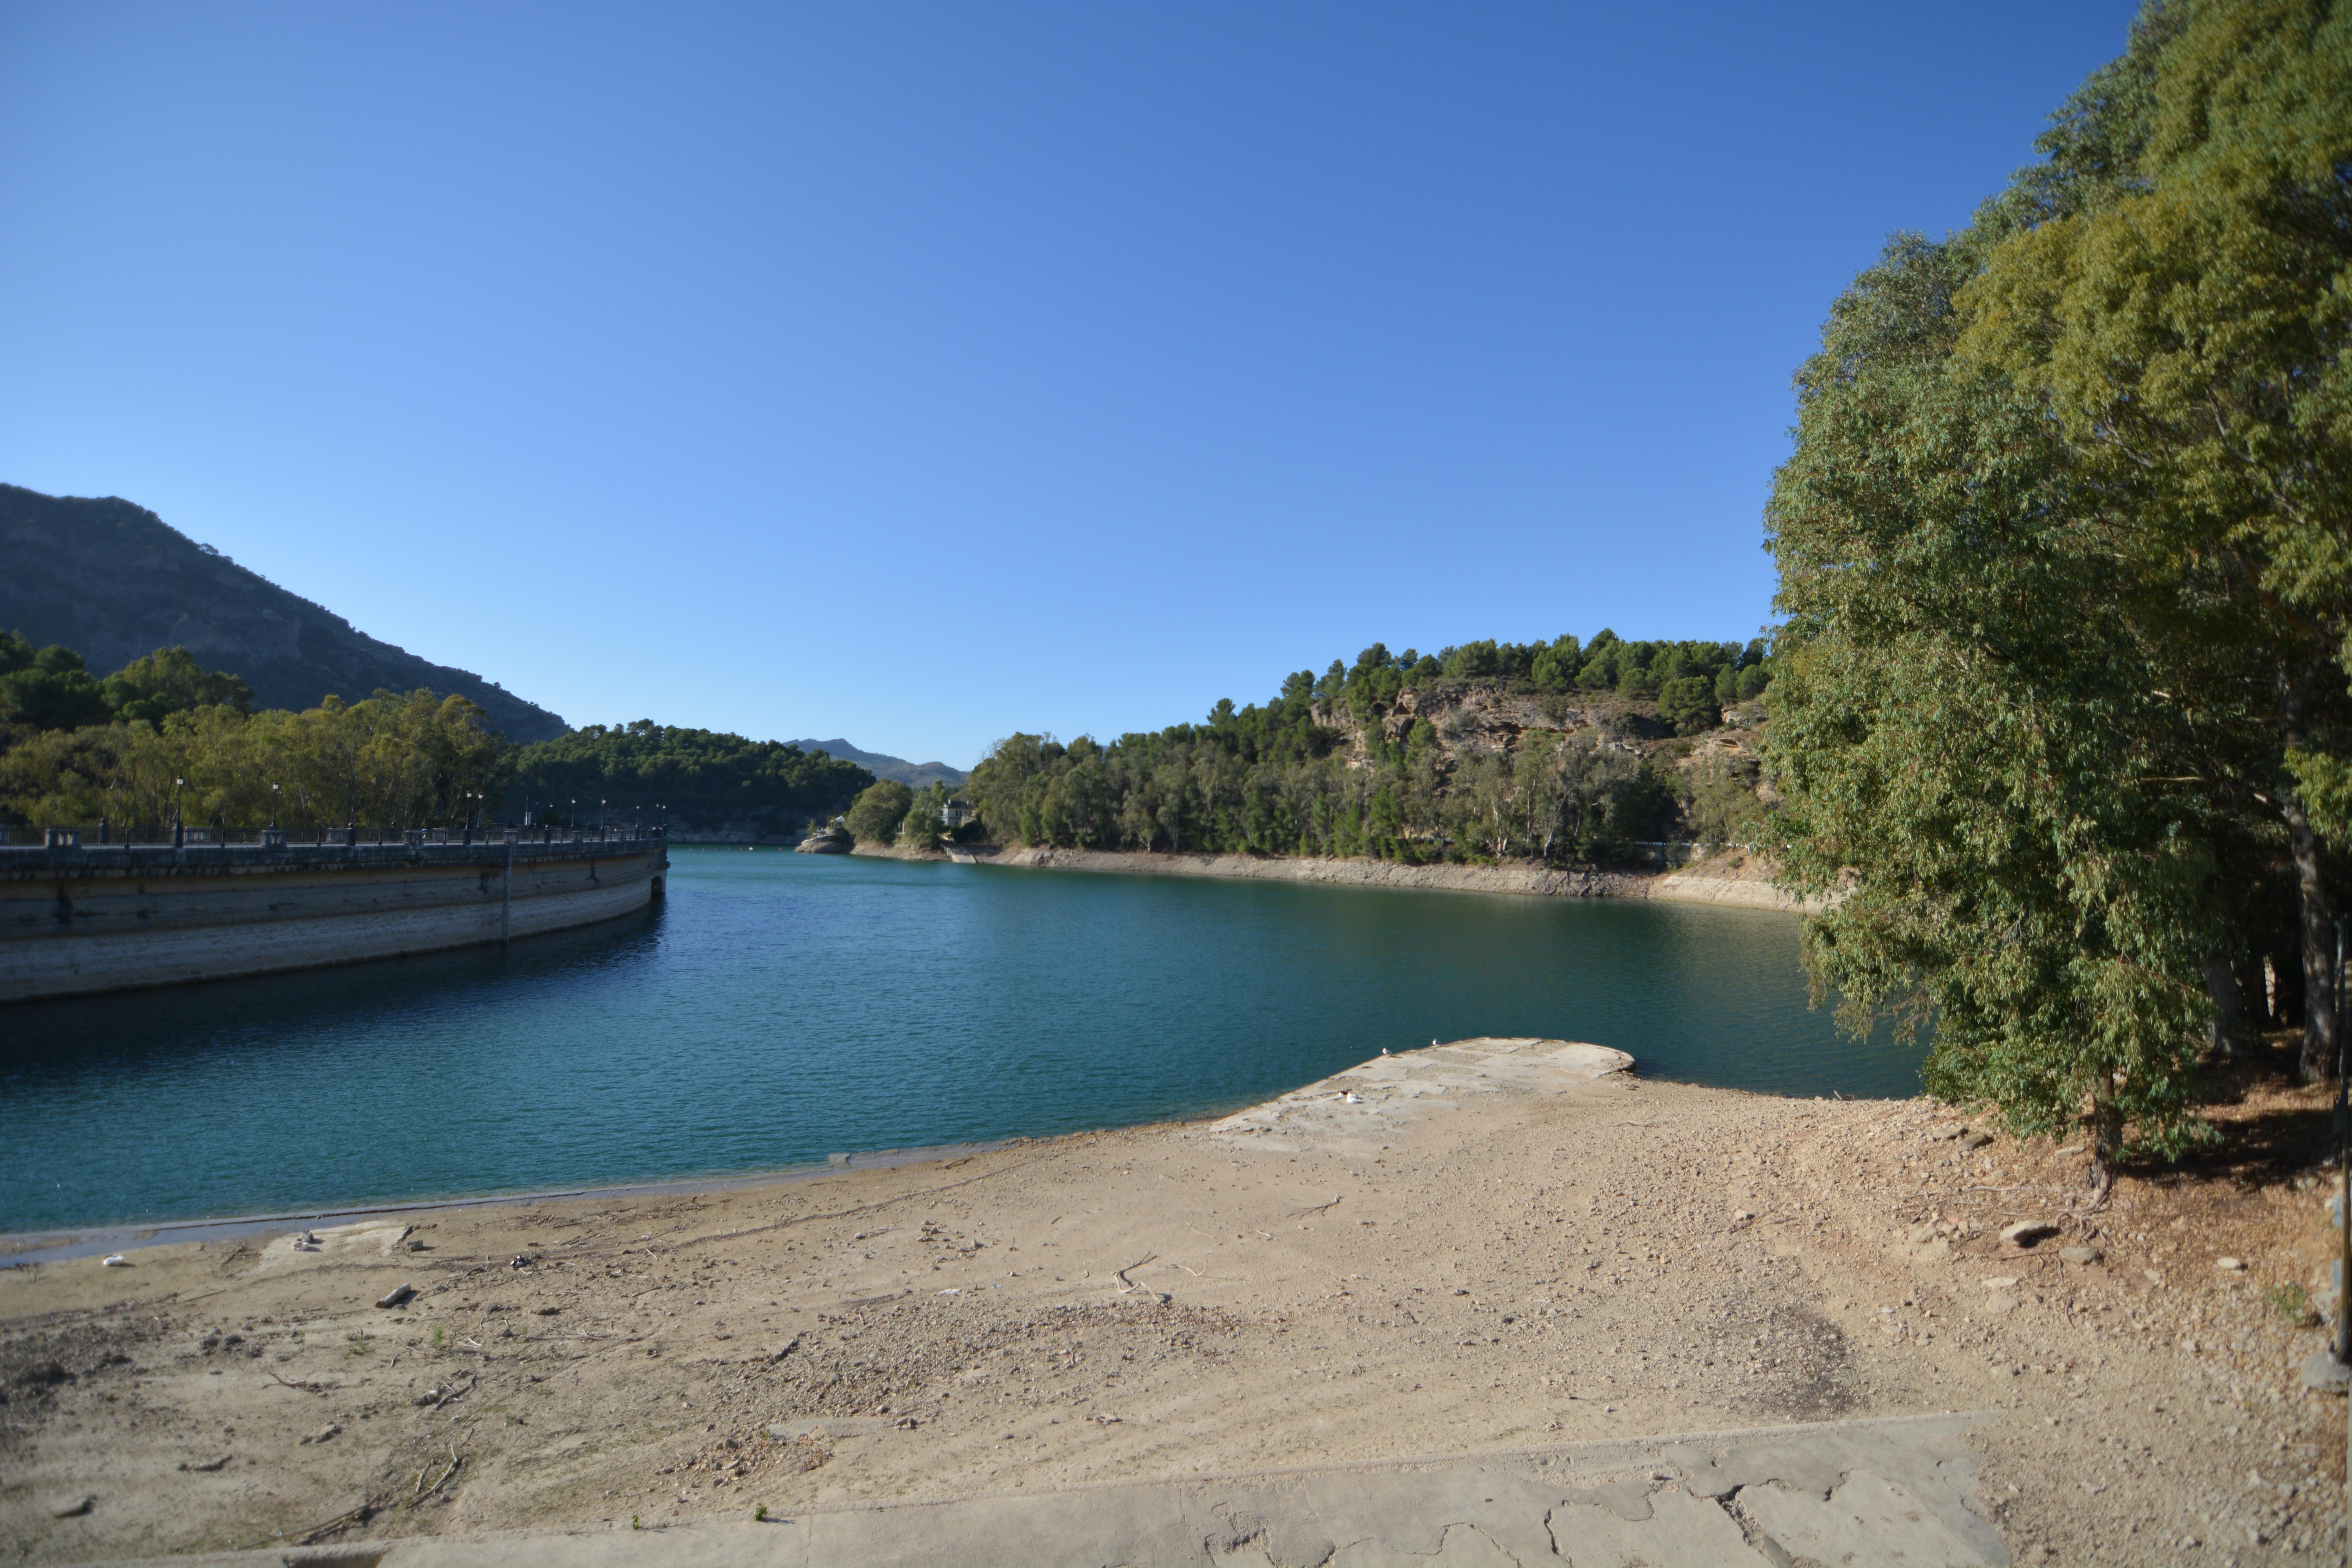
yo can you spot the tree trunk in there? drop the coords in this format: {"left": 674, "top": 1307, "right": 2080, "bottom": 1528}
{"left": 2234, "top": 955, "right": 2269, "bottom": 1036}
{"left": 2281, "top": 792, "right": 2339, "bottom": 1083}
{"left": 2087, "top": 1074, "right": 2122, "bottom": 1202}
{"left": 2270, "top": 948, "right": 2306, "bottom": 1029}
{"left": 2202, "top": 953, "right": 2249, "bottom": 1059}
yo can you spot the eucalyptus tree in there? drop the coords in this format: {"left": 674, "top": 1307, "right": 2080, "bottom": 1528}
{"left": 1767, "top": 0, "right": 2352, "bottom": 1185}
{"left": 1767, "top": 228, "right": 2220, "bottom": 1190}
{"left": 1959, "top": 0, "right": 2352, "bottom": 1079}
{"left": 845, "top": 780, "right": 915, "bottom": 845}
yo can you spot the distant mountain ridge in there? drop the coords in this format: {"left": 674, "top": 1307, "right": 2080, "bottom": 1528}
{"left": 0, "top": 484, "right": 568, "bottom": 743}
{"left": 788, "top": 739, "right": 966, "bottom": 789}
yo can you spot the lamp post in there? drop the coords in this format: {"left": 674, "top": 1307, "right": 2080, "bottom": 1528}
{"left": 269, "top": 782, "right": 279, "bottom": 831}
{"left": 172, "top": 777, "right": 185, "bottom": 849}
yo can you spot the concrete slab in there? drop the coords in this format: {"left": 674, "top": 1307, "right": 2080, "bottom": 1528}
{"left": 1206, "top": 1037, "right": 1635, "bottom": 1155}
{"left": 1742, "top": 1469, "right": 1999, "bottom": 1567}
{"left": 1543, "top": 1485, "right": 1760, "bottom": 1565}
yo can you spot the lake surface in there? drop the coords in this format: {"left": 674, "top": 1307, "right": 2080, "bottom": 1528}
{"left": 0, "top": 851, "right": 1919, "bottom": 1234}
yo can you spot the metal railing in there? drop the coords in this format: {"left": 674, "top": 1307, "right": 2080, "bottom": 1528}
{"left": 1, "top": 823, "right": 666, "bottom": 851}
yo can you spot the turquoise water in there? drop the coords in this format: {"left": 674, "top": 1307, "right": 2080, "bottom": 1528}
{"left": 0, "top": 851, "right": 1918, "bottom": 1234}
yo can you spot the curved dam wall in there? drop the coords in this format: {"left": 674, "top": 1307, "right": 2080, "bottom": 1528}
{"left": 0, "top": 835, "right": 668, "bottom": 1003}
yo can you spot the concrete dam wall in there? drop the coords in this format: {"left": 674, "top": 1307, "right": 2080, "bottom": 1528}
{"left": 0, "top": 833, "right": 669, "bottom": 1003}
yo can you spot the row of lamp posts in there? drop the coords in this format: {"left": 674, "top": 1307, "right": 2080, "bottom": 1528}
{"left": 137, "top": 781, "right": 668, "bottom": 848}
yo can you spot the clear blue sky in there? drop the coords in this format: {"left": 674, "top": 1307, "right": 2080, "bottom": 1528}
{"left": 1, "top": 2, "right": 2137, "bottom": 767}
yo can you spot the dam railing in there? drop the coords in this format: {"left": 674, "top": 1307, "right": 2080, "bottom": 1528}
{"left": 0, "top": 825, "right": 669, "bottom": 875}
{"left": 2, "top": 824, "right": 666, "bottom": 850}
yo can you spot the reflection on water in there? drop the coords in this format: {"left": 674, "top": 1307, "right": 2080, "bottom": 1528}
{"left": 0, "top": 852, "right": 1918, "bottom": 1232}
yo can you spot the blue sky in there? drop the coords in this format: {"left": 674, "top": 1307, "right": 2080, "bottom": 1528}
{"left": 1, "top": 2, "right": 2137, "bottom": 767}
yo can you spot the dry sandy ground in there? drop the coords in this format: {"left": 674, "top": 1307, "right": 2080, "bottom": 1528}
{"left": 867, "top": 841, "right": 1817, "bottom": 914}
{"left": 3, "top": 1042, "right": 2348, "bottom": 1566}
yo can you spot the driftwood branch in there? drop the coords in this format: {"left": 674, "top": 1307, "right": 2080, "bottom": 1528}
{"left": 238, "top": 1493, "right": 384, "bottom": 1551}
{"left": 410, "top": 1443, "right": 463, "bottom": 1506}
{"left": 1112, "top": 1255, "right": 1172, "bottom": 1303}
{"left": 267, "top": 1372, "right": 335, "bottom": 1396}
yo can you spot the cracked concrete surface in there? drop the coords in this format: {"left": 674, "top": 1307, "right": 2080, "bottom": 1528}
{"left": 1206, "top": 1038, "right": 1635, "bottom": 1156}
{"left": 86, "top": 1413, "right": 2002, "bottom": 1566}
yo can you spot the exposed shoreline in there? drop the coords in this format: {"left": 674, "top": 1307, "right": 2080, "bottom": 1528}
{"left": 0, "top": 1142, "right": 1021, "bottom": 1269}
{"left": 3, "top": 1041, "right": 2334, "bottom": 1565}
{"left": 854, "top": 840, "right": 1818, "bottom": 913}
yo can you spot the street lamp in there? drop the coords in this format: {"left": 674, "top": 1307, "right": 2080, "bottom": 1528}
{"left": 172, "top": 777, "right": 185, "bottom": 849}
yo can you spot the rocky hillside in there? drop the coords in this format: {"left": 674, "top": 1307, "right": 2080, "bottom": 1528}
{"left": 0, "top": 485, "right": 567, "bottom": 742}
{"left": 1328, "top": 679, "right": 1769, "bottom": 804}
{"left": 1330, "top": 680, "right": 1657, "bottom": 759}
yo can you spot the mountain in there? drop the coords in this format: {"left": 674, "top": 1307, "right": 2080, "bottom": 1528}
{"left": 787, "top": 739, "right": 966, "bottom": 790}
{"left": 0, "top": 484, "right": 568, "bottom": 743}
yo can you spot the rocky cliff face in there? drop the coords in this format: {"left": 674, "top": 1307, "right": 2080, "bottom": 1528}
{"left": 1320, "top": 680, "right": 1761, "bottom": 776}
{"left": 0, "top": 485, "right": 568, "bottom": 743}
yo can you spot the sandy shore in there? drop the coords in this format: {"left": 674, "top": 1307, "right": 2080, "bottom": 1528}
{"left": 2, "top": 1042, "right": 2343, "bottom": 1564}
{"left": 862, "top": 842, "right": 1818, "bottom": 913}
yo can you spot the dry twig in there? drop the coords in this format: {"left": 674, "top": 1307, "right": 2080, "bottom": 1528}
{"left": 410, "top": 1443, "right": 463, "bottom": 1506}
{"left": 267, "top": 1372, "right": 334, "bottom": 1395}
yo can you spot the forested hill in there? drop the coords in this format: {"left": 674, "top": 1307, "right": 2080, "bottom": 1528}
{"left": 956, "top": 634, "right": 1774, "bottom": 862}
{"left": 0, "top": 484, "right": 568, "bottom": 743}
{"left": 785, "top": 739, "right": 966, "bottom": 789}
{"left": 513, "top": 723, "right": 873, "bottom": 837}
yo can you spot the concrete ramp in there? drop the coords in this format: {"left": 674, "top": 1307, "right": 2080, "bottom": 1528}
{"left": 1206, "top": 1037, "right": 1635, "bottom": 1155}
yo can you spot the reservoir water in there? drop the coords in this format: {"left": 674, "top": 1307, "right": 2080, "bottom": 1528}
{"left": 0, "top": 851, "right": 1920, "bottom": 1235}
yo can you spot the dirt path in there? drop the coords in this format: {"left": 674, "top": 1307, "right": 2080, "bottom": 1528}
{"left": 3, "top": 1045, "right": 2344, "bottom": 1564}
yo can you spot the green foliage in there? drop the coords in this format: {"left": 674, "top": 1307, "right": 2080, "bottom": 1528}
{"left": 1956, "top": 0, "right": 2352, "bottom": 1086}
{"left": 967, "top": 637, "right": 1724, "bottom": 862}
{"left": 513, "top": 724, "right": 870, "bottom": 835}
{"left": 0, "top": 632, "right": 109, "bottom": 731}
{"left": 0, "top": 633, "right": 863, "bottom": 841}
{"left": 2, "top": 633, "right": 257, "bottom": 733}
{"left": 898, "top": 781, "right": 954, "bottom": 848}
{"left": 0, "top": 688, "right": 513, "bottom": 833}
{"left": 1657, "top": 676, "right": 1721, "bottom": 735}
{"left": 1768, "top": 223, "right": 2219, "bottom": 1175}
{"left": 2262, "top": 1278, "right": 2318, "bottom": 1325}
{"left": 101, "top": 646, "right": 253, "bottom": 725}
{"left": 1679, "top": 751, "right": 1769, "bottom": 846}
{"left": 1762, "top": 0, "right": 2352, "bottom": 1173}
{"left": 845, "top": 779, "right": 915, "bottom": 844}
